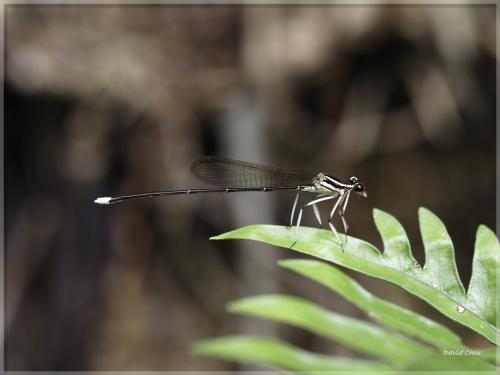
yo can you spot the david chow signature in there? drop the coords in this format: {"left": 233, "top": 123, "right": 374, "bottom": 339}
{"left": 443, "top": 349, "right": 482, "bottom": 356}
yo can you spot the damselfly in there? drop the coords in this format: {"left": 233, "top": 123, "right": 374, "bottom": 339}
{"left": 95, "top": 157, "right": 367, "bottom": 244}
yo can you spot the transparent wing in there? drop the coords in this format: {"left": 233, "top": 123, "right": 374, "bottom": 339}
{"left": 191, "top": 157, "right": 315, "bottom": 188}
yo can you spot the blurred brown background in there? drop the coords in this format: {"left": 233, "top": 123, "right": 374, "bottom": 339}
{"left": 4, "top": 4, "right": 496, "bottom": 371}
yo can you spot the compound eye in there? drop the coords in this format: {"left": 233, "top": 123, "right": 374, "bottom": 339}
{"left": 349, "top": 176, "right": 359, "bottom": 184}
{"left": 354, "top": 183, "right": 364, "bottom": 192}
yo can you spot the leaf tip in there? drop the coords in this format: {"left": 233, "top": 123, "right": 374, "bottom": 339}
{"left": 375, "top": 207, "right": 402, "bottom": 223}
{"left": 226, "top": 299, "right": 245, "bottom": 314}
{"left": 474, "top": 224, "right": 499, "bottom": 253}
{"left": 372, "top": 208, "right": 383, "bottom": 222}
{"left": 279, "top": 259, "right": 322, "bottom": 274}
{"left": 418, "top": 206, "right": 431, "bottom": 217}
{"left": 372, "top": 208, "right": 406, "bottom": 242}
{"left": 277, "top": 259, "right": 294, "bottom": 268}
{"left": 418, "top": 207, "right": 443, "bottom": 221}
{"left": 210, "top": 226, "right": 253, "bottom": 240}
{"left": 476, "top": 224, "right": 495, "bottom": 237}
{"left": 418, "top": 207, "right": 443, "bottom": 229}
{"left": 191, "top": 342, "right": 204, "bottom": 355}
{"left": 192, "top": 338, "right": 223, "bottom": 357}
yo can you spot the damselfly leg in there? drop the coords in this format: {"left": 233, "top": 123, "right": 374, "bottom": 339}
{"left": 290, "top": 193, "right": 329, "bottom": 228}
{"left": 290, "top": 192, "right": 300, "bottom": 227}
{"left": 327, "top": 192, "right": 347, "bottom": 248}
{"left": 312, "top": 202, "right": 322, "bottom": 227}
{"left": 289, "top": 194, "right": 334, "bottom": 248}
{"left": 295, "top": 195, "right": 337, "bottom": 230}
{"left": 289, "top": 191, "right": 350, "bottom": 249}
{"left": 339, "top": 190, "right": 351, "bottom": 244}
{"left": 289, "top": 194, "right": 343, "bottom": 249}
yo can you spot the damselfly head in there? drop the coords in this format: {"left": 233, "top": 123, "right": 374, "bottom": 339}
{"left": 352, "top": 180, "right": 367, "bottom": 198}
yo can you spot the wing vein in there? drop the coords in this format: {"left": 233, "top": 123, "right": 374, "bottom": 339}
{"left": 191, "top": 157, "right": 315, "bottom": 189}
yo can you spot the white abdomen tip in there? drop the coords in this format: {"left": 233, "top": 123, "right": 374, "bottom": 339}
{"left": 95, "top": 197, "right": 112, "bottom": 205}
